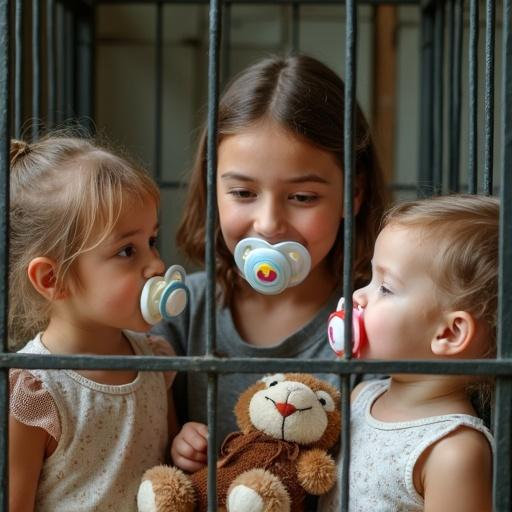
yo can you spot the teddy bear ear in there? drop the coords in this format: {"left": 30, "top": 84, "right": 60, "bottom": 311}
{"left": 260, "top": 373, "right": 286, "bottom": 388}
{"left": 315, "top": 390, "right": 336, "bottom": 412}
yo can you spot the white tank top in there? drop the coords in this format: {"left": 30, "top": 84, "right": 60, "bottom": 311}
{"left": 17, "top": 332, "right": 172, "bottom": 512}
{"left": 319, "top": 379, "right": 494, "bottom": 512}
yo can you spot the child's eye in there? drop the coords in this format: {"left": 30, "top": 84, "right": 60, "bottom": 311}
{"left": 379, "top": 284, "right": 393, "bottom": 295}
{"left": 149, "top": 236, "right": 158, "bottom": 248}
{"left": 290, "top": 193, "right": 318, "bottom": 204}
{"left": 229, "top": 189, "right": 255, "bottom": 199}
{"left": 118, "top": 245, "right": 135, "bottom": 258}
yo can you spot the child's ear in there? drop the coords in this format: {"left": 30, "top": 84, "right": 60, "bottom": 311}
{"left": 431, "top": 311, "right": 475, "bottom": 356}
{"left": 27, "top": 257, "right": 67, "bottom": 300}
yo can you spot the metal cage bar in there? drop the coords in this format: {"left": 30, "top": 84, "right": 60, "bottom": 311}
{"left": 468, "top": 0, "right": 479, "bottom": 193}
{"left": 0, "top": 0, "right": 9, "bottom": 508}
{"left": 494, "top": 1, "right": 512, "bottom": 508}
{"left": 31, "top": 0, "right": 41, "bottom": 140}
{"left": 14, "top": 0, "right": 23, "bottom": 139}
{"left": 483, "top": 0, "right": 495, "bottom": 196}
{"left": 433, "top": 0, "right": 445, "bottom": 195}
{"left": 154, "top": 1, "right": 164, "bottom": 185}
{"left": 448, "top": 0, "right": 462, "bottom": 192}
{"left": 47, "top": 0, "right": 57, "bottom": 129}
{"left": 340, "top": 1, "right": 358, "bottom": 509}
{"left": 418, "top": 2, "right": 434, "bottom": 196}
{"left": 205, "top": 0, "right": 222, "bottom": 508}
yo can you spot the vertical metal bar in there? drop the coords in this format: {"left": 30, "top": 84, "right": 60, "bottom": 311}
{"left": 468, "top": 0, "right": 479, "bottom": 193}
{"left": 341, "top": 1, "right": 357, "bottom": 510}
{"left": 449, "top": 0, "right": 463, "bottom": 193}
{"left": 0, "top": 1, "right": 9, "bottom": 509}
{"left": 483, "top": 0, "right": 495, "bottom": 195}
{"left": 57, "top": 2, "right": 65, "bottom": 125}
{"left": 206, "top": 0, "right": 221, "bottom": 508}
{"left": 47, "top": 0, "right": 57, "bottom": 130}
{"left": 221, "top": 1, "right": 231, "bottom": 88}
{"left": 32, "top": 0, "right": 41, "bottom": 140}
{"left": 64, "top": 8, "right": 74, "bottom": 121}
{"left": 14, "top": 0, "right": 23, "bottom": 139}
{"left": 494, "top": 1, "right": 512, "bottom": 508}
{"left": 433, "top": 1, "right": 445, "bottom": 195}
{"left": 75, "top": 6, "right": 94, "bottom": 134}
{"left": 291, "top": 2, "right": 300, "bottom": 53}
{"left": 155, "top": 1, "right": 163, "bottom": 185}
{"left": 418, "top": 4, "right": 434, "bottom": 197}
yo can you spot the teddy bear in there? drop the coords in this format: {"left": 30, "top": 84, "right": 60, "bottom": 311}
{"left": 137, "top": 373, "right": 341, "bottom": 512}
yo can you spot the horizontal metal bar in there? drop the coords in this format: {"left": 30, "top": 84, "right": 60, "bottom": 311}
{"left": 1, "top": 354, "right": 512, "bottom": 375}
{"left": 97, "top": 0, "right": 420, "bottom": 5}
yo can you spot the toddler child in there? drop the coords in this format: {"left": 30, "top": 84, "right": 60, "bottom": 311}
{"left": 322, "top": 194, "right": 496, "bottom": 512}
{"left": 8, "top": 136, "right": 180, "bottom": 511}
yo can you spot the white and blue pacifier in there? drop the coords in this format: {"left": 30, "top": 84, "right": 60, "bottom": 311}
{"left": 234, "top": 237, "right": 311, "bottom": 295}
{"left": 140, "top": 265, "right": 189, "bottom": 324}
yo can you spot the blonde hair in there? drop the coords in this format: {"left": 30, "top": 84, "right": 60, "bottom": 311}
{"left": 9, "top": 136, "right": 159, "bottom": 348}
{"left": 383, "top": 194, "right": 499, "bottom": 408}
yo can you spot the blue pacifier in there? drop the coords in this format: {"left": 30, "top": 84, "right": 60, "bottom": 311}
{"left": 140, "top": 265, "right": 189, "bottom": 324}
{"left": 234, "top": 237, "right": 311, "bottom": 295}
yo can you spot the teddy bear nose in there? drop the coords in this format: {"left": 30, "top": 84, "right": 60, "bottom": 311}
{"left": 275, "top": 402, "right": 297, "bottom": 417}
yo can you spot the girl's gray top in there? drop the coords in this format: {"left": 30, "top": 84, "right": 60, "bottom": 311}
{"left": 152, "top": 271, "right": 342, "bottom": 444}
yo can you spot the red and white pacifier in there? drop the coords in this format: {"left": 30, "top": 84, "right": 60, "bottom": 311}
{"left": 327, "top": 298, "right": 367, "bottom": 358}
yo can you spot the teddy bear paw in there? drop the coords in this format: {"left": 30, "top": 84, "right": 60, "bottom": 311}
{"left": 137, "top": 465, "right": 195, "bottom": 512}
{"left": 227, "top": 485, "right": 264, "bottom": 512}
{"left": 226, "top": 468, "right": 290, "bottom": 512}
{"left": 138, "top": 479, "right": 158, "bottom": 512}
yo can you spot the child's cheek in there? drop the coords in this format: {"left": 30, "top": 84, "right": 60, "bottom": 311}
{"left": 104, "top": 279, "right": 140, "bottom": 311}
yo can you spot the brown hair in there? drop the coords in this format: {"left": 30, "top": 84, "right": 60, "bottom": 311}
{"left": 9, "top": 135, "right": 159, "bottom": 348}
{"left": 383, "top": 194, "right": 499, "bottom": 407}
{"left": 177, "top": 54, "right": 387, "bottom": 305}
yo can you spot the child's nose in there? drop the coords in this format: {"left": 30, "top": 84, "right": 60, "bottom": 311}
{"left": 144, "top": 255, "right": 165, "bottom": 279}
{"left": 352, "top": 287, "right": 367, "bottom": 308}
{"left": 254, "top": 198, "right": 286, "bottom": 240}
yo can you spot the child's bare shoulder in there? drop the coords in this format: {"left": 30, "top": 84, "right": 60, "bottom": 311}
{"left": 418, "top": 426, "right": 492, "bottom": 512}
{"left": 427, "top": 426, "right": 492, "bottom": 471}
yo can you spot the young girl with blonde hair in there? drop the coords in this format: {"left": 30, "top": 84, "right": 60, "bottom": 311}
{"left": 323, "top": 194, "right": 497, "bottom": 512}
{"left": 152, "top": 54, "right": 388, "bottom": 472}
{"left": 9, "top": 137, "right": 180, "bottom": 511}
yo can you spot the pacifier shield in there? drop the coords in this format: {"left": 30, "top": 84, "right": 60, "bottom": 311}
{"left": 140, "top": 265, "right": 188, "bottom": 325}
{"left": 327, "top": 299, "right": 366, "bottom": 358}
{"left": 234, "top": 238, "right": 311, "bottom": 295}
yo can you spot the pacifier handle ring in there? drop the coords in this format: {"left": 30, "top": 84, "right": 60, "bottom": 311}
{"left": 165, "top": 264, "right": 186, "bottom": 283}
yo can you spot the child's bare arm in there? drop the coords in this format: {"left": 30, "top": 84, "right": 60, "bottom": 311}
{"left": 420, "top": 428, "right": 492, "bottom": 512}
{"left": 9, "top": 415, "right": 47, "bottom": 512}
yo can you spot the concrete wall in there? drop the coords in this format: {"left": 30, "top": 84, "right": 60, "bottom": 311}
{"left": 96, "top": 3, "right": 503, "bottom": 267}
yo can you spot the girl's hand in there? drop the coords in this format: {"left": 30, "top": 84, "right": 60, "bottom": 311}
{"left": 171, "top": 422, "right": 208, "bottom": 472}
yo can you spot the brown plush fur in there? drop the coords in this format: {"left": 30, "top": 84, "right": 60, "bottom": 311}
{"left": 141, "top": 466, "right": 195, "bottom": 512}
{"left": 297, "top": 449, "right": 337, "bottom": 494}
{"left": 227, "top": 469, "right": 291, "bottom": 512}
{"left": 138, "top": 374, "right": 341, "bottom": 512}
{"left": 234, "top": 373, "right": 341, "bottom": 451}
